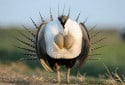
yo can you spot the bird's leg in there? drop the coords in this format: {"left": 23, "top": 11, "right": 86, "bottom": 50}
{"left": 66, "top": 67, "right": 70, "bottom": 83}
{"left": 55, "top": 63, "right": 61, "bottom": 83}
{"left": 57, "top": 69, "right": 60, "bottom": 83}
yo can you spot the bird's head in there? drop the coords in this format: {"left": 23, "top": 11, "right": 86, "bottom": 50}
{"left": 58, "top": 15, "right": 68, "bottom": 28}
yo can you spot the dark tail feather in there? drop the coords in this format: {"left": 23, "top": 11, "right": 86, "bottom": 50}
{"left": 67, "top": 8, "right": 70, "bottom": 18}
{"left": 22, "top": 25, "right": 36, "bottom": 37}
{"left": 19, "top": 58, "right": 38, "bottom": 61}
{"left": 50, "top": 8, "right": 53, "bottom": 21}
{"left": 15, "top": 46, "right": 36, "bottom": 53}
{"left": 91, "top": 31, "right": 101, "bottom": 38}
{"left": 23, "top": 53, "right": 36, "bottom": 57}
{"left": 39, "top": 12, "right": 45, "bottom": 22}
{"left": 91, "top": 37, "right": 106, "bottom": 45}
{"left": 76, "top": 13, "right": 80, "bottom": 22}
{"left": 91, "top": 45, "right": 105, "bottom": 52}
{"left": 83, "top": 17, "right": 88, "bottom": 24}
{"left": 89, "top": 53, "right": 101, "bottom": 56}
{"left": 88, "top": 58, "right": 100, "bottom": 60}
{"left": 89, "top": 24, "right": 97, "bottom": 32}
{"left": 15, "top": 37, "right": 35, "bottom": 48}
{"left": 30, "top": 17, "right": 38, "bottom": 29}
{"left": 17, "top": 29, "right": 35, "bottom": 43}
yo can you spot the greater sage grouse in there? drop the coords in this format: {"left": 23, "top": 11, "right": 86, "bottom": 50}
{"left": 16, "top": 9, "right": 104, "bottom": 83}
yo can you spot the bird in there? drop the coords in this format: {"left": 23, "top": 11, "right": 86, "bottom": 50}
{"left": 36, "top": 10, "right": 90, "bottom": 83}
{"left": 15, "top": 9, "right": 105, "bottom": 83}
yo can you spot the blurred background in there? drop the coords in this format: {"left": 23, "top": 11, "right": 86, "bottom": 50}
{"left": 0, "top": 0, "right": 125, "bottom": 79}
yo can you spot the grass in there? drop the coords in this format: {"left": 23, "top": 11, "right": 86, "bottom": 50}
{"left": 0, "top": 63, "right": 124, "bottom": 85}
{"left": 0, "top": 28, "right": 125, "bottom": 84}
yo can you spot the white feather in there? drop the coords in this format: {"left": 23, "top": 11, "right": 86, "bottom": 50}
{"left": 44, "top": 18, "right": 82, "bottom": 59}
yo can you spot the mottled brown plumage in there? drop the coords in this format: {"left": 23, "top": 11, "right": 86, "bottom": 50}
{"left": 16, "top": 9, "right": 105, "bottom": 84}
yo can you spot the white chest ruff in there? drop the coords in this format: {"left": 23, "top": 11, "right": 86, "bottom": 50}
{"left": 44, "top": 19, "right": 82, "bottom": 59}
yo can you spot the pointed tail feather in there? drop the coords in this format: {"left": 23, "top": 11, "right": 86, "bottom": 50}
{"left": 91, "top": 45, "right": 106, "bottom": 52}
{"left": 30, "top": 17, "right": 38, "bottom": 29}
{"left": 89, "top": 24, "right": 97, "bottom": 32}
{"left": 23, "top": 53, "right": 36, "bottom": 57}
{"left": 15, "top": 37, "right": 35, "bottom": 48}
{"left": 20, "top": 57, "right": 38, "bottom": 61}
{"left": 91, "top": 37, "right": 106, "bottom": 45}
{"left": 22, "top": 25, "right": 36, "bottom": 38}
{"left": 83, "top": 17, "right": 88, "bottom": 24}
{"left": 67, "top": 8, "right": 70, "bottom": 18}
{"left": 76, "top": 13, "right": 80, "bottom": 22}
{"left": 49, "top": 8, "right": 53, "bottom": 21}
{"left": 88, "top": 53, "right": 101, "bottom": 56}
{"left": 88, "top": 58, "right": 100, "bottom": 60}
{"left": 15, "top": 46, "right": 36, "bottom": 53}
{"left": 17, "top": 29, "right": 35, "bottom": 43}
{"left": 90, "top": 31, "right": 101, "bottom": 39}
{"left": 39, "top": 12, "right": 45, "bottom": 22}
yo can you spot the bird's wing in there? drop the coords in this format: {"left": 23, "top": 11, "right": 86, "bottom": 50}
{"left": 76, "top": 23, "right": 90, "bottom": 69}
{"left": 35, "top": 24, "right": 53, "bottom": 72}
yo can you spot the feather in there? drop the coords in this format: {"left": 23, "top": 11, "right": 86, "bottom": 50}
{"left": 40, "top": 59, "right": 53, "bottom": 72}
{"left": 17, "top": 29, "right": 35, "bottom": 43}
{"left": 91, "top": 45, "right": 105, "bottom": 51}
{"left": 20, "top": 57, "right": 38, "bottom": 61}
{"left": 30, "top": 17, "right": 38, "bottom": 29}
{"left": 83, "top": 17, "right": 88, "bottom": 24}
{"left": 88, "top": 58, "right": 100, "bottom": 60}
{"left": 80, "top": 23, "right": 90, "bottom": 40}
{"left": 15, "top": 37, "right": 35, "bottom": 48}
{"left": 15, "top": 46, "right": 36, "bottom": 53}
{"left": 23, "top": 53, "right": 36, "bottom": 57}
{"left": 89, "top": 24, "right": 97, "bottom": 32}
{"left": 39, "top": 12, "right": 45, "bottom": 22}
{"left": 91, "top": 31, "right": 101, "bottom": 38}
{"left": 88, "top": 53, "right": 101, "bottom": 56}
{"left": 76, "top": 23, "right": 90, "bottom": 69}
{"left": 49, "top": 8, "right": 53, "bottom": 21}
{"left": 22, "top": 25, "right": 36, "bottom": 37}
{"left": 91, "top": 37, "right": 106, "bottom": 45}
{"left": 67, "top": 8, "right": 70, "bottom": 18}
{"left": 76, "top": 13, "right": 80, "bottom": 22}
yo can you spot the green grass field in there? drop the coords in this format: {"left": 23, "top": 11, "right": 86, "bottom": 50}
{"left": 0, "top": 28, "right": 125, "bottom": 84}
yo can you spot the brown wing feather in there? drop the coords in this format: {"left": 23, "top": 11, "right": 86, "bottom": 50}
{"left": 76, "top": 23, "right": 90, "bottom": 69}
{"left": 35, "top": 23, "right": 53, "bottom": 72}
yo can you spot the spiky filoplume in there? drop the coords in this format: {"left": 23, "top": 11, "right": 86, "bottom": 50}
{"left": 15, "top": 8, "right": 105, "bottom": 83}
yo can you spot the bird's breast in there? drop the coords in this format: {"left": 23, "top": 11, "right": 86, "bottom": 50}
{"left": 44, "top": 19, "right": 82, "bottom": 59}
{"left": 54, "top": 32, "right": 74, "bottom": 49}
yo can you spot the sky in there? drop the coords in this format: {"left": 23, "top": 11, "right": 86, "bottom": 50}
{"left": 0, "top": 0, "right": 125, "bottom": 28}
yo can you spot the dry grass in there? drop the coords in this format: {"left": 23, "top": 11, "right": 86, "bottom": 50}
{"left": 0, "top": 63, "right": 125, "bottom": 85}
{"left": 0, "top": 63, "right": 104, "bottom": 85}
{"left": 0, "top": 63, "right": 87, "bottom": 85}
{"left": 104, "top": 64, "right": 125, "bottom": 85}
